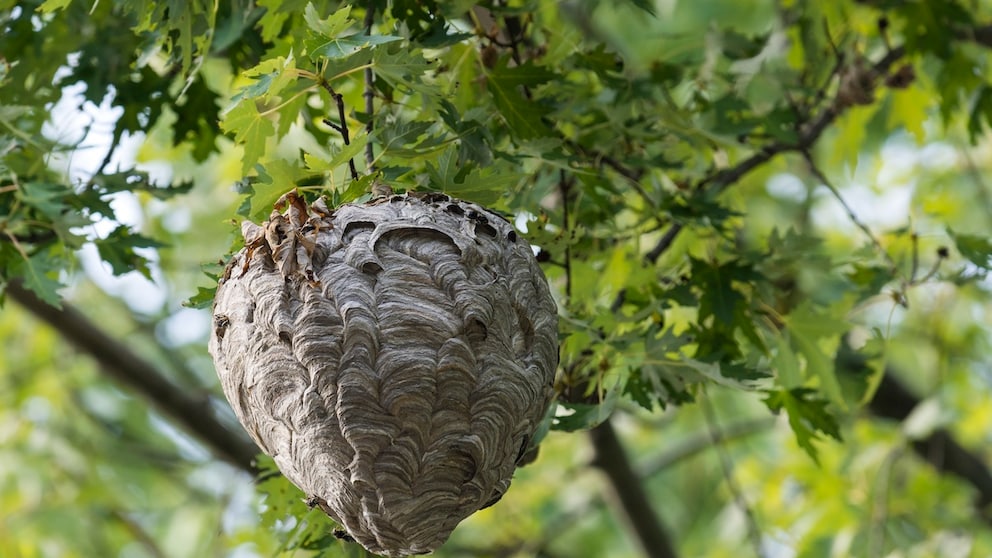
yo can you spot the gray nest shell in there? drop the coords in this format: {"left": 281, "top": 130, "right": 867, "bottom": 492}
{"left": 208, "top": 192, "right": 558, "bottom": 556}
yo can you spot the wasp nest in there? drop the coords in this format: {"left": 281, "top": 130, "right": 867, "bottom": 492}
{"left": 208, "top": 191, "right": 558, "bottom": 556}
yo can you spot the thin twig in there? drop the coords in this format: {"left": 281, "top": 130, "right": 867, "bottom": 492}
{"left": 562, "top": 138, "right": 658, "bottom": 210}
{"left": 801, "top": 150, "right": 899, "bottom": 276}
{"left": 502, "top": 12, "right": 526, "bottom": 66}
{"left": 319, "top": 80, "right": 360, "bottom": 181}
{"left": 91, "top": 129, "right": 121, "bottom": 180}
{"left": 363, "top": 3, "right": 376, "bottom": 171}
{"left": 701, "top": 394, "right": 765, "bottom": 558}
{"left": 644, "top": 223, "right": 683, "bottom": 264}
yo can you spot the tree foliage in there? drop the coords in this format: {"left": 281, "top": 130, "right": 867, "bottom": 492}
{"left": 4, "top": 0, "right": 992, "bottom": 556}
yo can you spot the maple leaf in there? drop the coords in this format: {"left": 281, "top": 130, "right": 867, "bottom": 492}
{"left": 221, "top": 100, "right": 276, "bottom": 175}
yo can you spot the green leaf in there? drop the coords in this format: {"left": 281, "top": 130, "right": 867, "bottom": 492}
{"left": 336, "top": 174, "right": 376, "bottom": 205}
{"left": 968, "top": 85, "right": 992, "bottom": 143}
{"left": 236, "top": 72, "right": 276, "bottom": 102}
{"left": 423, "top": 148, "right": 518, "bottom": 205}
{"left": 310, "top": 34, "right": 403, "bottom": 61}
{"left": 374, "top": 120, "right": 436, "bottom": 159}
{"left": 10, "top": 250, "right": 64, "bottom": 308}
{"left": 835, "top": 334, "right": 886, "bottom": 406}
{"left": 306, "top": 134, "right": 368, "bottom": 173}
{"left": 274, "top": 89, "right": 308, "bottom": 139}
{"left": 552, "top": 389, "right": 619, "bottom": 432}
{"left": 255, "top": 456, "right": 341, "bottom": 545}
{"left": 446, "top": 166, "right": 518, "bottom": 206}
{"left": 95, "top": 226, "right": 165, "bottom": 279}
{"left": 257, "top": 0, "right": 307, "bottom": 41}
{"left": 888, "top": 83, "right": 930, "bottom": 143}
{"left": 846, "top": 262, "right": 894, "bottom": 303}
{"left": 949, "top": 228, "right": 992, "bottom": 269}
{"left": 784, "top": 302, "right": 849, "bottom": 407}
{"left": 89, "top": 172, "right": 194, "bottom": 200}
{"left": 221, "top": 101, "right": 276, "bottom": 175}
{"left": 829, "top": 104, "right": 878, "bottom": 169}
{"left": 772, "top": 334, "right": 803, "bottom": 389}
{"left": 764, "top": 388, "right": 841, "bottom": 464}
{"left": 485, "top": 62, "right": 554, "bottom": 139}
{"left": 692, "top": 257, "right": 756, "bottom": 325}
{"left": 251, "top": 160, "right": 305, "bottom": 219}
{"left": 487, "top": 60, "right": 557, "bottom": 88}
{"left": 303, "top": 3, "right": 353, "bottom": 38}
{"left": 234, "top": 55, "right": 300, "bottom": 104}
{"left": 618, "top": 0, "right": 657, "bottom": 16}
{"left": 623, "top": 370, "right": 657, "bottom": 410}
{"left": 424, "top": 148, "right": 463, "bottom": 191}
{"left": 37, "top": 0, "right": 72, "bottom": 13}
{"left": 373, "top": 46, "right": 436, "bottom": 94}
{"left": 183, "top": 286, "right": 217, "bottom": 309}
{"left": 18, "top": 181, "right": 70, "bottom": 218}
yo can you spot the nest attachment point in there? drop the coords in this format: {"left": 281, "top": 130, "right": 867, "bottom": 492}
{"left": 209, "top": 191, "right": 559, "bottom": 556}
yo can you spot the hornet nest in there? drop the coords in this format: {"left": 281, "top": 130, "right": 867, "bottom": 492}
{"left": 208, "top": 191, "right": 559, "bottom": 556}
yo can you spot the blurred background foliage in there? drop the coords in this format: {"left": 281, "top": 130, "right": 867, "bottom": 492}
{"left": 4, "top": 0, "right": 992, "bottom": 556}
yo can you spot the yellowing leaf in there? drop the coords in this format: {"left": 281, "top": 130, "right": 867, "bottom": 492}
{"left": 829, "top": 104, "right": 877, "bottom": 169}
{"left": 600, "top": 247, "right": 632, "bottom": 295}
{"left": 241, "top": 55, "right": 298, "bottom": 100}
{"left": 37, "top": 0, "right": 71, "bottom": 13}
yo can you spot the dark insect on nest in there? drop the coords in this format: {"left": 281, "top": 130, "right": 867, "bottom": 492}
{"left": 209, "top": 190, "right": 559, "bottom": 556}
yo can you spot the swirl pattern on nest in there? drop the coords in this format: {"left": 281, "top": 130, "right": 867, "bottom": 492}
{"left": 209, "top": 192, "right": 558, "bottom": 556}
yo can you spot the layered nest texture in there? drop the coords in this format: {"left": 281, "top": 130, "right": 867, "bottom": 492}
{"left": 209, "top": 191, "right": 559, "bottom": 556}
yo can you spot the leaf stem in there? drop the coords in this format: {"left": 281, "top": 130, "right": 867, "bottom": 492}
{"left": 258, "top": 87, "right": 315, "bottom": 117}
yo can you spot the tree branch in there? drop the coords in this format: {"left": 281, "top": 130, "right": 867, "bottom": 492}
{"left": 319, "top": 81, "right": 359, "bottom": 181}
{"left": 590, "top": 419, "right": 679, "bottom": 558}
{"left": 868, "top": 370, "right": 992, "bottom": 525}
{"left": 526, "top": 416, "right": 770, "bottom": 555}
{"left": 7, "top": 282, "right": 260, "bottom": 472}
{"left": 638, "top": 417, "right": 776, "bottom": 476}
{"left": 646, "top": 46, "right": 907, "bottom": 265}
